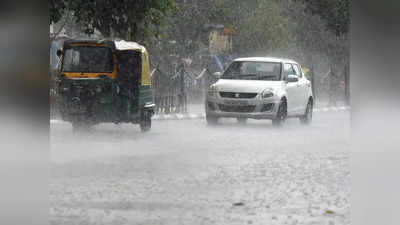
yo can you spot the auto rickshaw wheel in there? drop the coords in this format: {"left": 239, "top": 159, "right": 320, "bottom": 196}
{"left": 140, "top": 111, "right": 152, "bottom": 132}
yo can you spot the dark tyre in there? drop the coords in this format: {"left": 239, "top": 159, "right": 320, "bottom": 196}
{"left": 140, "top": 112, "right": 152, "bottom": 132}
{"left": 206, "top": 115, "right": 218, "bottom": 125}
{"left": 272, "top": 100, "right": 287, "bottom": 127}
{"left": 237, "top": 117, "right": 247, "bottom": 124}
{"left": 300, "top": 99, "right": 313, "bottom": 125}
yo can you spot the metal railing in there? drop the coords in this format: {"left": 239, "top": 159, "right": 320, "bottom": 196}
{"left": 152, "top": 64, "right": 187, "bottom": 114}
{"left": 151, "top": 64, "right": 220, "bottom": 114}
{"left": 308, "top": 64, "right": 350, "bottom": 107}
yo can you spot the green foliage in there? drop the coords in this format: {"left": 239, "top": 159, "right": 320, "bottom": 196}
{"left": 50, "top": 0, "right": 176, "bottom": 41}
{"left": 161, "top": 0, "right": 219, "bottom": 56}
{"left": 299, "top": 0, "right": 350, "bottom": 35}
{"left": 163, "top": 0, "right": 292, "bottom": 56}
{"left": 50, "top": 0, "right": 349, "bottom": 71}
{"left": 231, "top": 0, "right": 291, "bottom": 54}
{"left": 49, "top": 0, "right": 66, "bottom": 25}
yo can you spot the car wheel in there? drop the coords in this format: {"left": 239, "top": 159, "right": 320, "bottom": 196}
{"left": 300, "top": 99, "right": 313, "bottom": 125}
{"left": 206, "top": 115, "right": 218, "bottom": 125}
{"left": 237, "top": 118, "right": 247, "bottom": 124}
{"left": 272, "top": 100, "right": 287, "bottom": 127}
{"left": 140, "top": 111, "right": 152, "bottom": 132}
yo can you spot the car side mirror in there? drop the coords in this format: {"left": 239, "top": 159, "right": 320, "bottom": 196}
{"left": 56, "top": 49, "right": 63, "bottom": 58}
{"left": 286, "top": 74, "right": 299, "bottom": 83}
{"left": 213, "top": 71, "right": 222, "bottom": 79}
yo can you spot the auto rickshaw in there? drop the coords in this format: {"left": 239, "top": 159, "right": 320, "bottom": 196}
{"left": 55, "top": 39, "right": 154, "bottom": 132}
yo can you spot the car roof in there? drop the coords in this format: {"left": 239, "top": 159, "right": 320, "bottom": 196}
{"left": 234, "top": 57, "right": 299, "bottom": 64}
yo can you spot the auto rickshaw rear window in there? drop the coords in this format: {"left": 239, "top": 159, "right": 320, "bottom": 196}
{"left": 62, "top": 46, "right": 114, "bottom": 73}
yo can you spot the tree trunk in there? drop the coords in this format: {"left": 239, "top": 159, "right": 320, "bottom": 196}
{"left": 129, "top": 23, "right": 138, "bottom": 41}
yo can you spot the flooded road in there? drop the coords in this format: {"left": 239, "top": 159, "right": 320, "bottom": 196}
{"left": 51, "top": 110, "right": 350, "bottom": 225}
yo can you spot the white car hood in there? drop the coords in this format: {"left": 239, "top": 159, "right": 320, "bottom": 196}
{"left": 214, "top": 79, "right": 283, "bottom": 93}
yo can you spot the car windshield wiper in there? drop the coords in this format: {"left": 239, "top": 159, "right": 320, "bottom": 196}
{"left": 239, "top": 74, "right": 257, "bottom": 77}
{"left": 222, "top": 74, "right": 257, "bottom": 79}
{"left": 258, "top": 75, "right": 277, "bottom": 80}
{"left": 237, "top": 74, "right": 258, "bottom": 79}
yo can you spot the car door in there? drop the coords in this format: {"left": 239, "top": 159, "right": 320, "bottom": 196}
{"left": 283, "top": 63, "right": 300, "bottom": 114}
{"left": 292, "top": 63, "right": 310, "bottom": 113}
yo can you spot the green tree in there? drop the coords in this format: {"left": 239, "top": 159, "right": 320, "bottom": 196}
{"left": 163, "top": 0, "right": 291, "bottom": 56}
{"left": 213, "top": 0, "right": 291, "bottom": 55}
{"left": 237, "top": 0, "right": 291, "bottom": 54}
{"left": 163, "top": 0, "right": 218, "bottom": 57}
{"left": 50, "top": 0, "right": 176, "bottom": 41}
{"left": 50, "top": 0, "right": 66, "bottom": 25}
{"left": 299, "top": 0, "right": 350, "bottom": 36}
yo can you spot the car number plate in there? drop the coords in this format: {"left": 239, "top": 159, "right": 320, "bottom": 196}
{"left": 224, "top": 100, "right": 249, "bottom": 106}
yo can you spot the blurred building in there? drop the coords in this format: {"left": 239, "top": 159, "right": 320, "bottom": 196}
{"left": 206, "top": 24, "right": 237, "bottom": 54}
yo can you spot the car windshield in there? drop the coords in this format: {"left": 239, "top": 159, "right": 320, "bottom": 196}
{"left": 62, "top": 46, "right": 114, "bottom": 73}
{"left": 221, "top": 61, "right": 282, "bottom": 81}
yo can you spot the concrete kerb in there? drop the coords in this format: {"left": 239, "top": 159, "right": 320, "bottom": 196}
{"left": 151, "top": 106, "right": 350, "bottom": 121}
{"left": 50, "top": 106, "right": 350, "bottom": 124}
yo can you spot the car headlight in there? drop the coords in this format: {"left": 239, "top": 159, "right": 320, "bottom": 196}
{"left": 261, "top": 88, "right": 274, "bottom": 98}
{"left": 208, "top": 85, "right": 218, "bottom": 97}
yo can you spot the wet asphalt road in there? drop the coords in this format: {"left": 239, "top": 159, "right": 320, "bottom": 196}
{"left": 50, "top": 110, "right": 350, "bottom": 225}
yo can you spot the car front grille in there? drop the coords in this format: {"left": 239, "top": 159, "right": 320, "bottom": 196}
{"left": 219, "top": 92, "right": 258, "bottom": 99}
{"left": 218, "top": 104, "right": 256, "bottom": 113}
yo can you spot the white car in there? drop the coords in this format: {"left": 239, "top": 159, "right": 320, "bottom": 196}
{"left": 205, "top": 57, "right": 313, "bottom": 126}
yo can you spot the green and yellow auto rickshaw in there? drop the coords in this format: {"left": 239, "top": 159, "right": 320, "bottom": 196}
{"left": 56, "top": 39, "right": 154, "bottom": 132}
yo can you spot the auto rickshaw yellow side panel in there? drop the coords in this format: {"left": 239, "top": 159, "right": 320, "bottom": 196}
{"left": 141, "top": 51, "right": 151, "bottom": 86}
{"left": 63, "top": 71, "right": 117, "bottom": 79}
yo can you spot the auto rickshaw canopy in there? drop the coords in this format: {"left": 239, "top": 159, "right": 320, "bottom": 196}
{"left": 114, "top": 40, "right": 151, "bottom": 86}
